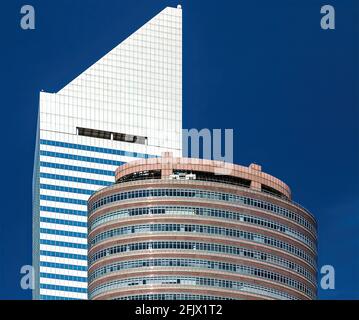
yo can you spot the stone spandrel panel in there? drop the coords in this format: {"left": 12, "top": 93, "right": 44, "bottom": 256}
{"left": 40, "top": 6, "right": 182, "bottom": 152}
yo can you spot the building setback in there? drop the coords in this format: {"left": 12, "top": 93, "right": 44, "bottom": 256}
{"left": 88, "top": 153, "right": 317, "bottom": 300}
{"left": 33, "top": 6, "right": 182, "bottom": 300}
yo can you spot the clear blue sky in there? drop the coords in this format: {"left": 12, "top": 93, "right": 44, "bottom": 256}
{"left": 0, "top": 0, "right": 358, "bottom": 299}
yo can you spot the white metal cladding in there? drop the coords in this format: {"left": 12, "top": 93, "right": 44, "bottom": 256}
{"left": 33, "top": 6, "right": 182, "bottom": 300}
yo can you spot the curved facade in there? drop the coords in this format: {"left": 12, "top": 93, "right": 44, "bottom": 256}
{"left": 88, "top": 153, "right": 317, "bottom": 300}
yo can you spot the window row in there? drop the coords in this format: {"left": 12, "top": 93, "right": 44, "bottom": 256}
{"left": 89, "top": 275, "right": 298, "bottom": 300}
{"left": 40, "top": 283, "right": 87, "bottom": 294}
{"left": 40, "top": 150, "right": 124, "bottom": 167}
{"left": 113, "top": 293, "right": 231, "bottom": 300}
{"left": 89, "top": 205, "right": 315, "bottom": 251}
{"left": 89, "top": 257, "right": 314, "bottom": 298}
{"left": 40, "top": 272, "right": 87, "bottom": 283}
{"left": 40, "top": 139, "right": 155, "bottom": 159}
{"left": 89, "top": 188, "right": 316, "bottom": 233}
{"left": 40, "top": 161, "right": 114, "bottom": 176}
{"left": 89, "top": 223, "right": 315, "bottom": 264}
{"left": 40, "top": 261, "right": 87, "bottom": 272}
{"left": 89, "top": 240, "right": 316, "bottom": 274}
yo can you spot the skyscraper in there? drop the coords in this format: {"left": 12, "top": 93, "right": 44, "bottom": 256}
{"left": 33, "top": 6, "right": 182, "bottom": 300}
{"left": 87, "top": 154, "right": 317, "bottom": 300}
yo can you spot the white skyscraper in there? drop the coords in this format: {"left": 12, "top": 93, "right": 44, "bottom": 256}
{"left": 33, "top": 6, "right": 182, "bottom": 300}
